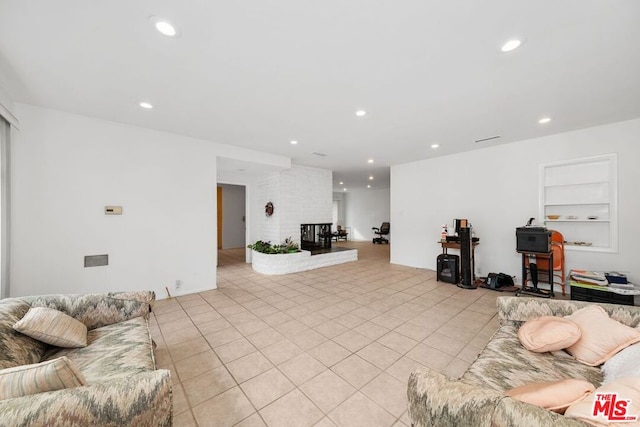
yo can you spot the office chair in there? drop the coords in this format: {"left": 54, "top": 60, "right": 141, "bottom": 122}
{"left": 372, "top": 222, "right": 390, "bottom": 244}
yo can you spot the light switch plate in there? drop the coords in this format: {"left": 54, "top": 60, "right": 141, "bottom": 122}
{"left": 105, "top": 206, "right": 122, "bottom": 215}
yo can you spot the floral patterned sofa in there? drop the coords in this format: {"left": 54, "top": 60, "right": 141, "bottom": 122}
{"left": 408, "top": 296, "right": 640, "bottom": 426}
{"left": 0, "top": 291, "right": 172, "bottom": 426}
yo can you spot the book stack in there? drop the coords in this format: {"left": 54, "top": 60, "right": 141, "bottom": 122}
{"left": 570, "top": 270, "right": 608, "bottom": 286}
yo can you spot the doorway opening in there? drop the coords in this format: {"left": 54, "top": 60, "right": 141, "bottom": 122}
{"left": 217, "top": 183, "right": 247, "bottom": 267}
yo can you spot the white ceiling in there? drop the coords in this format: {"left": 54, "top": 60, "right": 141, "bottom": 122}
{"left": 1, "top": 1, "right": 639, "bottom": 192}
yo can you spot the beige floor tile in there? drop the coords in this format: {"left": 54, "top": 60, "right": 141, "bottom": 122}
{"left": 246, "top": 328, "right": 286, "bottom": 349}
{"left": 172, "top": 410, "right": 197, "bottom": 427}
{"left": 235, "top": 319, "right": 271, "bottom": 336}
{"left": 275, "top": 319, "right": 309, "bottom": 337}
{"left": 192, "top": 386, "right": 255, "bottom": 427}
{"left": 185, "top": 303, "right": 216, "bottom": 317}
{"left": 261, "top": 339, "right": 303, "bottom": 365}
{"left": 356, "top": 342, "right": 402, "bottom": 370}
{"left": 299, "top": 370, "right": 356, "bottom": 413}
{"left": 163, "top": 326, "right": 202, "bottom": 346}
{"left": 182, "top": 365, "right": 236, "bottom": 406}
{"left": 385, "top": 357, "right": 424, "bottom": 382}
{"left": 158, "top": 316, "right": 194, "bottom": 334}
{"left": 360, "top": 372, "right": 408, "bottom": 417}
{"left": 405, "top": 343, "right": 453, "bottom": 372}
{"left": 214, "top": 338, "right": 257, "bottom": 364}
{"left": 263, "top": 311, "right": 294, "bottom": 326}
{"left": 169, "top": 336, "right": 211, "bottom": 362}
{"left": 328, "top": 392, "right": 396, "bottom": 427}
{"left": 334, "top": 313, "right": 366, "bottom": 329}
{"left": 226, "top": 351, "right": 274, "bottom": 383}
{"left": 236, "top": 413, "right": 268, "bottom": 427}
{"left": 377, "top": 331, "right": 419, "bottom": 354}
{"left": 279, "top": 353, "right": 327, "bottom": 386}
{"left": 172, "top": 244, "right": 502, "bottom": 427}
{"left": 353, "top": 321, "right": 390, "bottom": 341}
{"left": 172, "top": 382, "right": 190, "bottom": 415}
{"left": 174, "top": 350, "right": 222, "bottom": 381}
{"left": 423, "top": 332, "right": 466, "bottom": 356}
{"left": 260, "top": 389, "right": 324, "bottom": 427}
{"left": 313, "top": 321, "right": 349, "bottom": 339}
{"left": 298, "top": 312, "right": 331, "bottom": 328}
{"left": 331, "top": 355, "right": 381, "bottom": 389}
{"left": 197, "top": 318, "right": 232, "bottom": 335}
{"left": 393, "top": 322, "right": 435, "bottom": 342}
{"left": 204, "top": 327, "right": 244, "bottom": 347}
{"left": 332, "top": 330, "right": 372, "bottom": 353}
{"left": 241, "top": 367, "right": 296, "bottom": 409}
{"left": 290, "top": 329, "right": 328, "bottom": 351}
{"left": 308, "top": 341, "right": 352, "bottom": 367}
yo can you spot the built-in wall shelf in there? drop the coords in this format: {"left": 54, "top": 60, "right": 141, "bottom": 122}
{"left": 539, "top": 154, "right": 618, "bottom": 253}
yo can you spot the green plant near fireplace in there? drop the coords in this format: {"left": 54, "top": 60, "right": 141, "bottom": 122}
{"left": 247, "top": 237, "right": 299, "bottom": 254}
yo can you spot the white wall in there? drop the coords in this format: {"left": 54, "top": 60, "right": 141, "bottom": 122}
{"left": 219, "top": 184, "right": 246, "bottom": 249}
{"left": 345, "top": 188, "right": 391, "bottom": 241}
{"left": 11, "top": 104, "right": 289, "bottom": 298}
{"left": 252, "top": 165, "right": 332, "bottom": 247}
{"left": 332, "top": 192, "right": 346, "bottom": 227}
{"left": 391, "top": 119, "right": 640, "bottom": 286}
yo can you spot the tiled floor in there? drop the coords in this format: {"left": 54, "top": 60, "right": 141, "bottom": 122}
{"left": 150, "top": 242, "right": 502, "bottom": 427}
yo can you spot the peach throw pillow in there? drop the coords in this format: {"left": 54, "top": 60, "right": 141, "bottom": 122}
{"left": 565, "top": 305, "right": 640, "bottom": 366}
{"left": 518, "top": 316, "right": 581, "bottom": 353}
{"left": 506, "top": 378, "right": 595, "bottom": 414}
{"left": 565, "top": 376, "right": 640, "bottom": 425}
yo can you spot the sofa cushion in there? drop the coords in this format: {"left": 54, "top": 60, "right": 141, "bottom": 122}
{"left": 565, "top": 305, "right": 640, "bottom": 366}
{"left": 14, "top": 307, "right": 88, "bottom": 348}
{"left": 462, "top": 325, "right": 603, "bottom": 392}
{"left": 505, "top": 378, "right": 595, "bottom": 414}
{"left": 565, "top": 376, "right": 640, "bottom": 425}
{"left": 43, "top": 316, "right": 155, "bottom": 384}
{"left": 518, "top": 316, "right": 581, "bottom": 353}
{"left": 0, "top": 299, "right": 46, "bottom": 370}
{"left": 0, "top": 356, "right": 87, "bottom": 399}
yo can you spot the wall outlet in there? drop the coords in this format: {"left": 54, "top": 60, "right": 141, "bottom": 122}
{"left": 175, "top": 280, "right": 182, "bottom": 290}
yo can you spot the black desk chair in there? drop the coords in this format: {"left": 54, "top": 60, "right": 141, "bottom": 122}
{"left": 372, "top": 222, "right": 390, "bottom": 244}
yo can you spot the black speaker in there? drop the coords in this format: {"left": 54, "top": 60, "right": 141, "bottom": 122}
{"left": 437, "top": 254, "right": 459, "bottom": 284}
{"left": 458, "top": 227, "right": 475, "bottom": 289}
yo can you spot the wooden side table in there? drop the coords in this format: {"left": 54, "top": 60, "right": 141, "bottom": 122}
{"left": 516, "top": 251, "right": 554, "bottom": 298}
{"left": 438, "top": 240, "right": 479, "bottom": 280}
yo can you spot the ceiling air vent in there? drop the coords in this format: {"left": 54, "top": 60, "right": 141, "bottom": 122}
{"left": 312, "top": 152, "right": 328, "bottom": 157}
{"left": 475, "top": 136, "right": 501, "bottom": 143}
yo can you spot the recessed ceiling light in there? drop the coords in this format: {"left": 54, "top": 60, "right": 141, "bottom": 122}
{"left": 367, "top": 159, "right": 374, "bottom": 164}
{"left": 431, "top": 143, "right": 439, "bottom": 149}
{"left": 369, "top": 176, "right": 374, "bottom": 180}
{"left": 339, "top": 181, "right": 344, "bottom": 185}
{"left": 290, "top": 140, "right": 298, "bottom": 145}
{"left": 149, "top": 16, "right": 180, "bottom": 37}
{"left": 538, "top": 117, "right": 551, "bottom": 124}
{"left": 139, "top": 101, "right": 153, "bottom": 109}
{"left": 501, "top": 39, "right": 522, "bottom": 52}
{"left": 355, "top": 110, "right": 367, "bottom": 117}
{"left": 343, "top": 188, "right": 347, "bottom": 192}
{"left": 367, "top": 185, "right": 371, "bottom": 188}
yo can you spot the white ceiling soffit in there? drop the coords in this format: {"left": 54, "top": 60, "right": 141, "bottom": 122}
{"left": 0, "top": 1, "right": 639, "bottom": 192}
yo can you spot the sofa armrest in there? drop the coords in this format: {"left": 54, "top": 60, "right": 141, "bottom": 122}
{"left": 0, "top": 369, "right": 171, "bottom": 427}
{"left": 497, "top": 296, "right": 640, "bottom": 328}
{"left": 408, "top": 367, "right": 504, "bottom": 426}
{"left": 20, "top": 291, "right": 155, "bottom": 330}
{"left": 408, "top": 367, "right": 589, "bottom": 426}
